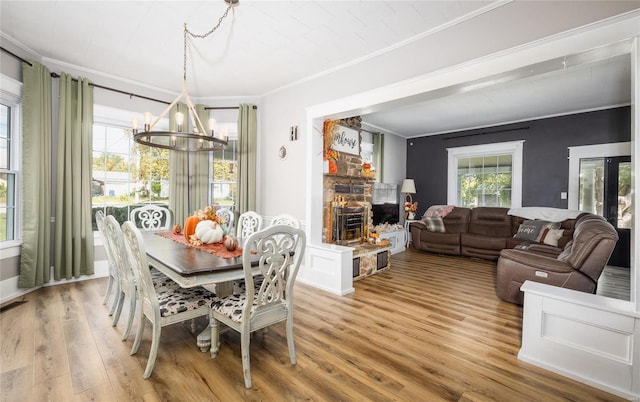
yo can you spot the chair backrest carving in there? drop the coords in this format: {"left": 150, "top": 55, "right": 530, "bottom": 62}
{"left": 270, "top": 214, "right": 300, "bottom": 229}
{"left": 237, "top": 211, "right": 263, "bottom": 247}
{"left": 242, "top": 225, "right": 306, "bottom": 319}
{"left": 130, "top": 205, "right": 173, "bottom": 231}
{"left": 216, "top": 207, "right": 235, "bottom": 234}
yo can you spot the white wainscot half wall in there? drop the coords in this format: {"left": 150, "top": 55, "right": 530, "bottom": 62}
{"left": 298, "top": 243, "right": 355, "bottom": 296}
{"left": 520, "top": 281, "right": 640, "bottom": 400}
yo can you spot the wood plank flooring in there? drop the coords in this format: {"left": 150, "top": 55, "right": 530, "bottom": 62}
{"left": 1, "top": 249, "right": 627, "bottom": 401}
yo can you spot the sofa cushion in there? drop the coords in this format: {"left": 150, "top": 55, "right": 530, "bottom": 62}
{"left": 461, "top": 233, "right": 506, "bottom": 251}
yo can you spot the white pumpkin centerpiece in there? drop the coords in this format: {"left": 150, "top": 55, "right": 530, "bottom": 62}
{"left": 194, "top": 220, "right": 225, "bottom": 244}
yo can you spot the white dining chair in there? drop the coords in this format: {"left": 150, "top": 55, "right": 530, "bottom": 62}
{"left": 103, "top": 215, "right": 138, "bottom": 340}
{"left": 96, "top": 210, "right": 119, "bottom": 315}
{"left": 130, "top": 204, "right": 173, "bottom": 231}
{"left": 121, "top": 221, "right": 217, "bottom": 379}
{"left": 269, "top": 213, "right": 301, "bottom": 229}
{"left": 209, "top": 224, "right": 306, "bottom": 389}
{"left": 216, "top": 207, "right": 235, "bottom": 234}
{"left": 104, "top": 215, "right": 180, "bottom": 341}
{"left": 236, "top": 211, "right": 263, "bottom": 247}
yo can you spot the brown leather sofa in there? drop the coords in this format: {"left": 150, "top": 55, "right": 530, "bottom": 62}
{"left": 496, "top": 214, "right": 618, "bottom": 304}
{"left": 410, "top": 207, "right": 618, "bottom": 304}
{"left": 410, "top": 206, "right": 579, "bottom": 260}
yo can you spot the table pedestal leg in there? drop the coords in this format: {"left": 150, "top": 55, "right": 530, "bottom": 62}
{"left": 197, "top": 281, "right": 234, "bottom": 352}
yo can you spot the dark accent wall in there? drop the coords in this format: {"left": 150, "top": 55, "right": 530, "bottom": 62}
{"left": 406, "top": 107, "right": 631, "bottom": 214}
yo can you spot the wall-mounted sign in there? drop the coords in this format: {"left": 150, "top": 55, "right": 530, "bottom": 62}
{"left": 331, "top": 125, "right": 360, "bottom": 156}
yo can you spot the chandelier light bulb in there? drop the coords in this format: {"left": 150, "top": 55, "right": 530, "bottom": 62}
{"left": 132, "top": 117, "right": 139, "bottom": 133}
{"left": 175, "top": 112, "right": 185, "bottom": 132}
{"left": 209, "top": 118, "right": 216, "bottom": 136}
{"left": 143, "top": 112, "right": 152, "bottom": 131}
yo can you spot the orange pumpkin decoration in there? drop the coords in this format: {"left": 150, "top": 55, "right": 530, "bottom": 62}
{"left": 183, "top": 216, "right": 201, "bottom": 242}
{"left": 328, "top": 159, "right": 338, "bottom": 174}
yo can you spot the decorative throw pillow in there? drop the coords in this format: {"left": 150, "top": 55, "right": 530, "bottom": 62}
{"left": 422, "top": 216, "right": 446, "bottom": 232}
{"left": 514, "top": 220, "right": 561, "bottom": 241}
{"left": 538, "top": 228, "right": 564, "bottom": 246}
{"left": 514, "top": 220, "right": 548, "bottom": 241}
{"left": 423, "top": 205, "right": 455, "bottom": 218}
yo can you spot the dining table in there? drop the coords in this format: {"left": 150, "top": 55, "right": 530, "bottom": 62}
{"left": 140, "top": 231, "right": 258, "bottom": 351}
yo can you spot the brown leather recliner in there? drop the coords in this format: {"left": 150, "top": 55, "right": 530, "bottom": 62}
{"left": 409, "top": 207, "right": 470, "bottom": 255}
{"left": 496, "top": 214, "right": 618, "bottom": 304}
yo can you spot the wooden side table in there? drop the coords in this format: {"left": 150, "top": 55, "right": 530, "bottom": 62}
{"left": 404, "top": 219, "right": 417, "bottom": 248}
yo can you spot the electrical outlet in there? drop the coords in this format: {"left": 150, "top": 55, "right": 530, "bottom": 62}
{"left": 561, "top": 192, "right": 567, "bottom": 200}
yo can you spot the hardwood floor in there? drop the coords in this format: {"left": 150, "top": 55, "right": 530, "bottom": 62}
{"left": 1, "top": 249, "right": 627, "bottom": 401}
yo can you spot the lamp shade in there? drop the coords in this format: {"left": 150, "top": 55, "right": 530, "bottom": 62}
{"left": 400, "top": 179, "right": 416, "bottom": 194}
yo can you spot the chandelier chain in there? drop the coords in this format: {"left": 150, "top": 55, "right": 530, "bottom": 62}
{"left": 183, "top": 4, "right": 233, "bottom": 80}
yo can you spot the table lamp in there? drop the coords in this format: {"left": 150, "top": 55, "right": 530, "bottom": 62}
{"left": 401, "top": 179, "right": 416, "bottom": 204}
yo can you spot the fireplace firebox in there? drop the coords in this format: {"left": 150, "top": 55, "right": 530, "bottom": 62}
{"left": 332, "top": 206, "right": 366, "bottom": 245}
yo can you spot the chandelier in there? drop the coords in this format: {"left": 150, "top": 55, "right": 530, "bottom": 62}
{"left": 133, "top": 0, "right": 238, "bottom": 152}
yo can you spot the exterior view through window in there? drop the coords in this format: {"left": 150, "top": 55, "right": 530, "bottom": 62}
{"left": 456, "top": 154, "right": 513, "bottom": 208}
{"left": 579, "top": 157, "right": 632, "bottom": 229}
{"left": 0, "top": 103, "right": 16, "bottom": 242}
{"left": 92, "top": 122, "right": 238, "bottom": 229}
{"left": 92, "top": 124, "right": 170, "bottom": 229}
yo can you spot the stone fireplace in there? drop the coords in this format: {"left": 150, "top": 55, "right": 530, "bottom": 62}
{"left": 319, "top": 117, "right": 390, "bottom": 281}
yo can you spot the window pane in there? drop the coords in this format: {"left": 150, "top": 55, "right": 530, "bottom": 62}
{"left": 211, "top": 139, "right": 237, "bottom": 208}
{"left": 456, "top": 153, "right": 512, "bottom": 208}
{"left": 0, "top": 173, "right": 15, "bottom": 241}
{"left": 579, "top": 158, "right": 604, "bottom": 215}
{"left": 0, "top": 104, "right": 10, "bottom": 169}
{"left": 618, "top": 161, "right": 631, "bottom": 229}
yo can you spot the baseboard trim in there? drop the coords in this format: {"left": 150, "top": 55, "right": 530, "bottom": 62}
{"left": 518, "top": 352, "right": 640, "bottom": 401}
{"left": 0, "top": 260, "right": 109, "bottom": 304}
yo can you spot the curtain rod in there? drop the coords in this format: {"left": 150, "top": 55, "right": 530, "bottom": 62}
{"left": 1, "top": 46, "right": 257, "bottom": 110}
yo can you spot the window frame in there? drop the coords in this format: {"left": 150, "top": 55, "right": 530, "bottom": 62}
{"left": 567, "top": 142, "right": 631, "bottom": 210}
{"left": 447, "top": 140, "right": 524, "bottom": 208}
{"left": 0, "top": 74, "right": 22, "bottom": 251}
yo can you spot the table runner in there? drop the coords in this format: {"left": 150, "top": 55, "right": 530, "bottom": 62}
{"left": 155, "top": 232, "right": 243, "bottom": 259}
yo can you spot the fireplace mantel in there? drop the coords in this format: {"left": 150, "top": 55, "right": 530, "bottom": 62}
{"left": 324, "top": 173, "right": 375, "bottom": 182}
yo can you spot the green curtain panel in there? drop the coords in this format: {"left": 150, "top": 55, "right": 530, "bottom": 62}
{"left": 373, "top": 132, "right": 384, "bottom": 183}
{"left": 193, "top": 105, "right": 211, "bottom": 209}
{"left": 237, "top": 104, "right": 257, "bottom": 214}
{"left": 169, "top": 103, "right": 190, "bottom": 225}
{"left": 54, "top": 73, "right": 94, "bottom": 280}
{"left": 18, "top": 61, "right": 52, "bottom": 288}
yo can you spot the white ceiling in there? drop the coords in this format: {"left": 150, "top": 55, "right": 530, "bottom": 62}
{"left": 0, "top": 1, "right": 633, "bottom": 138}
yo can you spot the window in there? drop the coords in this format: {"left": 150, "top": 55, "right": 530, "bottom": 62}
{"left": 92, "top": 123, "right": 170, "bottom": 228}
{"left": 447, "top": 141, "right": 523, "bottom": 208}
{"left": 0, "top": 75, "right": 21, "bottom": 245}
{"left": 210, "top": 122, "right": 238, "bottom": 209}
